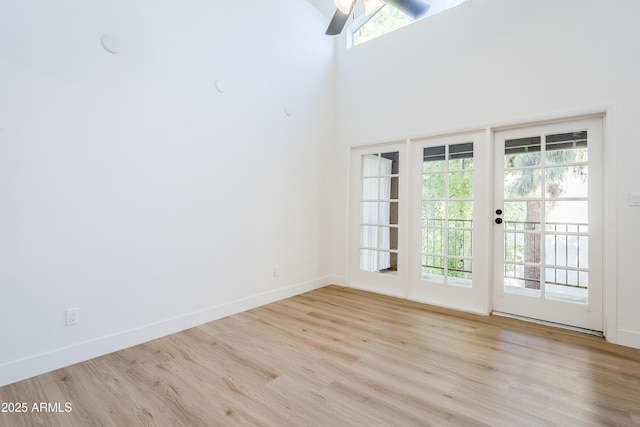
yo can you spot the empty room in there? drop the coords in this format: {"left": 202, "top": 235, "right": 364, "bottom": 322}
{"left": 1, "top": 0, "right": 640, "bottom": 425}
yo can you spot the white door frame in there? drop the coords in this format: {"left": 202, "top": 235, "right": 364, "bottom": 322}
{"left": 345, "top": 108, "right": 617, "bottom": 342}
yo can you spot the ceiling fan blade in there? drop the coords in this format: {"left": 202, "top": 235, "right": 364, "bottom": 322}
{"left": 325, "top": 9, "right": 350, "bottom": 35}
{"left": 325, "top": 0, "right": 357, "bottom": 36}
{"left": 384, "top": 0, "right": 430, "bottom": 19}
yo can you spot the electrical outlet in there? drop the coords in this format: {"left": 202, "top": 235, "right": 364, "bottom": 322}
{"left": 273, "top": 266, "right": 279, "bottom": 278}
{"left": 66, "top": 307, "right": 80, "bottom": 326}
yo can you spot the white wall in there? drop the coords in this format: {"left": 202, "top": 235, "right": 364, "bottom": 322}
{"left": 336, "top": 0, "right": 640, "bottom": 348}
{"left": 0, "top": 0, "right": 337, "bottom": 386}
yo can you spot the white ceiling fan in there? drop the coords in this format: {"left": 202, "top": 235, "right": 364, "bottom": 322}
{"left": 326, "top": 0, "right": 430, "bottom": 35}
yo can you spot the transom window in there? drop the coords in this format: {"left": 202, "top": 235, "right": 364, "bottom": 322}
{"left": 351, "top": 0, "right": 470, "bottom": 47}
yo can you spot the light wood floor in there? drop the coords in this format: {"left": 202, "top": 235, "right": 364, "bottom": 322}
{"left": 2, "top": 285, "right": 640, "bottom": 426}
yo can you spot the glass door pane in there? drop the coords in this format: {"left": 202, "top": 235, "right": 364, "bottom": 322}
{"left": 359, "top": 151, "right": 399, "bottom": 274}
{"left": 502, "top": 131, "right": 589, "bottom": 303}
{"left": 421, "top": 142, "right": 474, "bottom": 286}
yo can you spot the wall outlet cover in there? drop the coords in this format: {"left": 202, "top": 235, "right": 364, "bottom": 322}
{"left": 66, "top": 307, "right": 80, "bottom": 326}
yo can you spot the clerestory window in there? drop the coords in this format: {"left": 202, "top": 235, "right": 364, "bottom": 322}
{"left": 350, "top": 0, "right": 470, "bottom": 47}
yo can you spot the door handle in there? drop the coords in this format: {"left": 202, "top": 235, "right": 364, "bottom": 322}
{"left": 495, "top": 218, "right": 503, "bottom": 224}
{"left": 495, "top": 208, "right": 503, "bottom": 224}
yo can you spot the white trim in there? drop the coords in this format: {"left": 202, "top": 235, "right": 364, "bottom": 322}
{"left": 348, "top": 139, "right": 407, "bottom": 150}
{"left": 617, "top": 329, "right": 640, "bottom": 349}
{"left": 344, "top": 145, "right": 353, "bottom": 287}
{"left": 347, "top": 105, "right": 612, "bottom": 150}
{"left": 410, "top": 128, "right": 487, "bottom": 143}
{"left": 603, "top": 106, "right": 618, "bottom": 343}
{"left": 328, "top": 274, "right": 346, "bottom": 286}
{"left": 484, "top": 126, "right": 495, "bottom": 316}
{"left": 403, "top": 138, "right": 412, "bottom": 299}
{"left": 345, "top": 281, "right": 404, "bottom": 300}
{"left": 492, "top": 311, "right": 604, "bottom": 337}
{"left": 488, "top": 112, "right": 605, "bottom": 132}
{"left": 484, "top": 106, "right": 609, "bottom": 132}
{"left": 0, "top": 276, "right": 333, "bottom": 387}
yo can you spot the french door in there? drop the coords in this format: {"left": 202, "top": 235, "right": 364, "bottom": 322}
{"left": 408, "top": 132, "right": 491, "bottom": 314}
{"left": 349, "top": 133, "right": 491, "bottom": 313}
{"left": 492, "top": 117, "right": 604, "bottom": 331}
{"left": 348, "top": 117, "right": 604, "bottom": 331}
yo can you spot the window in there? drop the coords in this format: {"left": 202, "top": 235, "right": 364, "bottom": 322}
{"left": 421, "top": 143, "right": 474, "bottom": 286}
{"left": 351, "top": 0, "right": 470, "bottom": 47}
{"left": 360, "top": 152, "right": 400, "bottom": 274}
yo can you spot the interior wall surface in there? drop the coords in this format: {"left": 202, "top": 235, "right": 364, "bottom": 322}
{"left": 0, "top": 0, "right": 337, "bottom": 386}
{"left": 335, "top": 0, "right": 640, "bottom": 348}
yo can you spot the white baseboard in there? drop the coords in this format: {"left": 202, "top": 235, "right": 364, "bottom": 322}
{"left": 0, "top": 276, "right": 337, "bottom": 387}
{"left": 327, "top": 274, "right": 345, "bottom": 286}
{"left": 616, "top": 329, "right": 640, "bottom": 350}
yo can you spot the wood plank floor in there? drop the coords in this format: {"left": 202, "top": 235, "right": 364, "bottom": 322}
{"left": 2, "top": 285, "right": 640, "bottom": 426}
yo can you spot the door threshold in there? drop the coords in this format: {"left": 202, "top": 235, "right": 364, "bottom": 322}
{"left": 491, "top": 311, "right": 604, "bottom": 337}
